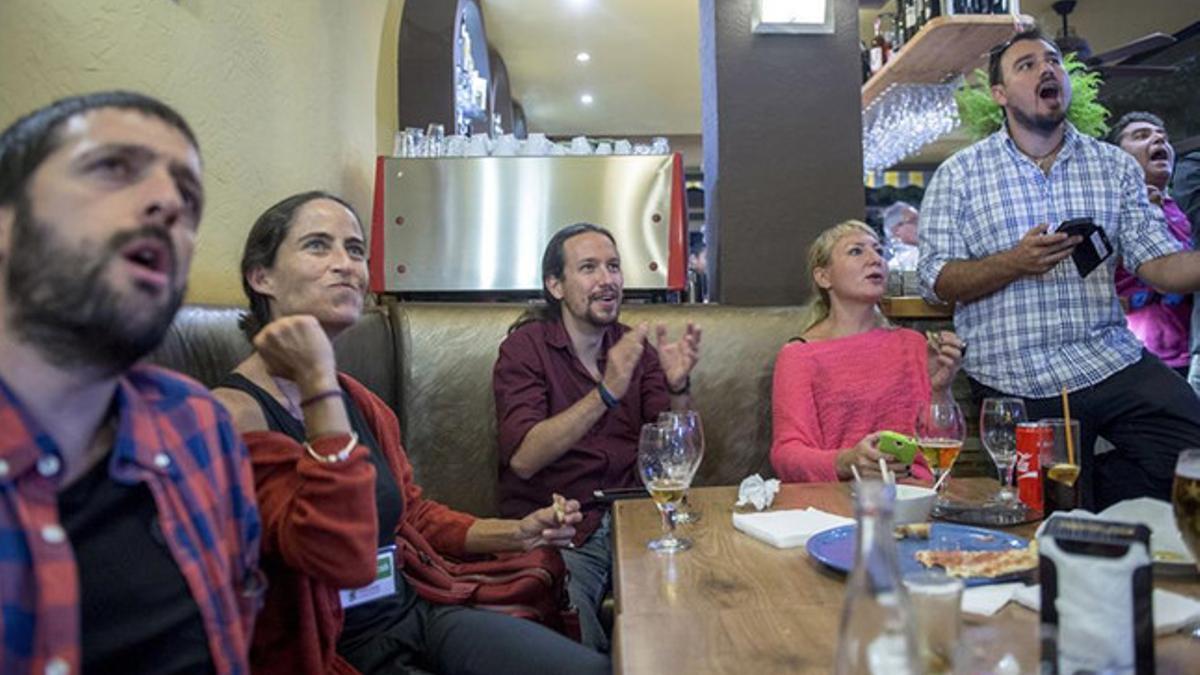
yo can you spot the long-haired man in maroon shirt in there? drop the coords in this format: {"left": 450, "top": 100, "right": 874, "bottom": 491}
{"left": 492, "top": 223, "right": 702, "bottom": 651}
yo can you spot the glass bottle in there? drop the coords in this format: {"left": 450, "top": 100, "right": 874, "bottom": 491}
{"left": 834, "top": 482, "right": 920, "bottom": 675}
{"left": 892, "top": 7, "right": 906, "bottom": 52}
{"left": 869, "top": 17, "right": 889, "bottom": 74}
{"left": 904, "top": 0, "right": 922, "bottom": 42}
{"left": 923, "top": 0, "right": 942, "bottom": 24}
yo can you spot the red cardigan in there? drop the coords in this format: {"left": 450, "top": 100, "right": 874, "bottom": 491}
{"left": 246, "top": 373, "right": 476, "bottom": 675}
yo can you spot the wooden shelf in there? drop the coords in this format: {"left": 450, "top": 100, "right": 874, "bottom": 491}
{"left": 862, "top": 14, "right": 1034, "bottom": 109}
{"left": 880, "top": 295, "right": 953, "bottom": 319}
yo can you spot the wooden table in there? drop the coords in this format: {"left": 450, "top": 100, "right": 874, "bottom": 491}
{"left": 611, "top": 479, "right": 1200, "bottom": 674}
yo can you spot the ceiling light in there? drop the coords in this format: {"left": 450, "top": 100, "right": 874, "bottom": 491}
{"left": 576, "top": 52, "right": 591, "bottom": 63}
{"left": 752, "top": 0, "right": 834, "bottom": 34}
{"left": 580, "top": 94, "right": 594, "bottom": 105}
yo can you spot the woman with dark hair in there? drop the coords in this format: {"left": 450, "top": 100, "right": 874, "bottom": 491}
{"left": 213, "top": 192, "right": 609, "bottom": 675}
{"left": 769, "top": 220, "right": 963, "bottom": 483}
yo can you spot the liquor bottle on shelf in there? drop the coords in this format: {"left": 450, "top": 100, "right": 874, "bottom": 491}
{"left": 924, "top": 0, "right": 942, "bottom": 24}
{"left": 891, "top": 8, "right": 907, "bottom": 52}
{"left": 903, "top": 0, "right": 922, "bottom": 42}
{"left": 869, "top": 16, "right": 890, "bottom": 75}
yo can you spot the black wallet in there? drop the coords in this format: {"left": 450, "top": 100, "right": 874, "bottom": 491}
{"left": 1056, "top": 217, "right": 1113, "bottom": 278}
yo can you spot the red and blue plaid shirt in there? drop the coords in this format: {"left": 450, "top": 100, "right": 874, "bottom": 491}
{"left": 0, "top": 365, "right": 263, "bottom": 675}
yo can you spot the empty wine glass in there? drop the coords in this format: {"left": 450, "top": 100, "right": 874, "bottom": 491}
{"left": 637, "top": 422, "right": 701, "bottom": 552}
{"left": 979, "top": 398, "right": 1026, "bottom": 507}
{"left": 658, "top": 411, "right": 705, "bottom": 523}
{"left": 915, "top": 395, "right": 965, "bottom": 482}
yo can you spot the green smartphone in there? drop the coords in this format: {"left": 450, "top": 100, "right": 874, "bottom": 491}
{"left": 878, "top": 431, "right": 917, "bottom": 464}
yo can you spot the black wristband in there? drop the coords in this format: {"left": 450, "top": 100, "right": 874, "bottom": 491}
{"left": 667, "top": 376, "right": 690, "bottom": 396}
{"left": 597, "top": 382, "right": 620, "bottom": 409}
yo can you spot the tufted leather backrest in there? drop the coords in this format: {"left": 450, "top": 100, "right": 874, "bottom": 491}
{"left": 150, "top": 302, "right": 811, "bottom": 517}
{"left": 391, "top": 303, "right": 808, "bottom": 516}
{"left": 148, "top": 305, "right": 401, "bottom": 411}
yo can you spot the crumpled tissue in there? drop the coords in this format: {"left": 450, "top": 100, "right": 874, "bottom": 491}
{"left": 735, "top": 474, "right": 781, "bottom": 511}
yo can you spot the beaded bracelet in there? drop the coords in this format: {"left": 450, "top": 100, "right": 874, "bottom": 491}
{"left": 300, "top": 389, "right": 342, "bottom": 408}
{"left": 304, "top": 431, "right": 359, "bottom": 464}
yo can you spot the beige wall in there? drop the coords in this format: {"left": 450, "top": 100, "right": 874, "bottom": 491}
{"left": 0, "top": 0, "right": 405, "bottom": 305}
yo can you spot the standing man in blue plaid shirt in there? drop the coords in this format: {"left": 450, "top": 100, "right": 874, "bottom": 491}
{"left": 918, "top": 28, "right": 1200, "bottom": 510}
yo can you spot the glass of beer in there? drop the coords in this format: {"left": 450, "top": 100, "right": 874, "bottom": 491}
{"left": 916, "top": 395, "right": 965, "bottom": 482}
{"left": 658, "top": 411, "right": 705, "bottom": 524}
{"left": 1039, "top": 418, "right": 1082, "bottom": 516}
{"left": 637, "top": 422, "right": 701, "bottom": 552}
{"left": 1173, "top": 449, "right": 1200, "bottom": 638}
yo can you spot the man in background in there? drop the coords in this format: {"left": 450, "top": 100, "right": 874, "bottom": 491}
{"left": 883, "top": 201, "right": 920, "bottom": 271}
{"left": 1107, "top": 111, "right": 1192, "bottom": 377}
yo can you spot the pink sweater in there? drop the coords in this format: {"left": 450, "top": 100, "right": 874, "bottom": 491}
{"left": 771, "top": 327, "right": 933, "bottom": 482}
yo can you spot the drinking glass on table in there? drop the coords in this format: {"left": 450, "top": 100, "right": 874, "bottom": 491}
{"left": 1172, "top": 448, "right": 1200, "bottom": 638}
{"left": 637, "top": 422, "right": 701, "bottom": 552}
{"left": 979, "top": 398, "right": 1026, "bottom": 507}
{"left": 915, "top": 395, "right": 965, "bottom": 482}
{"left": 904, "top": 570, "right": 964, "bottom": 674}
{"left": 658, "top": 410, "right": 705, "bottom": 523}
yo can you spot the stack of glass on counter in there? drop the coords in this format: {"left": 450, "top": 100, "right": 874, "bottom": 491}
{"left": 394, "top": 124, "right": 671, "bottom": 159}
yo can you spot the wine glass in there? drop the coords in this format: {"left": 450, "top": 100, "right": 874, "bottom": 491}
{"left": 915, "top": 395, "right": 965, "bottom": 483}
{"left": 658, "top": 411, "right": 705, "bottom": 524}
{"left": 979, "top": 398, "right": 1026, "bottom": 506}
{"left": 637, "top": 422, "right": 701, "bottom": 552}
{"left": 1172, "top": 448, "right": 1200, "bottom": 638}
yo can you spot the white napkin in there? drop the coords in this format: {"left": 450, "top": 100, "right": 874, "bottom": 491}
{"left": 1013, "top": 584, "right": 1041, "bottom": 611}
{"left": 1153, "top": 589, "right": 1200, "bottom": 635}
{"left": 735, "top": 474, "right": 781, "bottom": 511}
{"left": 1005, "top": 584, "right": 1199, "bottom": 636}
{"left": 960, "top": 582, "right": 1025, "bottom": 616}
{"left": 731, "top": 507, "right": 852, "bottom": 549}
{"left": 1036, "top": 499, "right": 1195, "bottom": 565}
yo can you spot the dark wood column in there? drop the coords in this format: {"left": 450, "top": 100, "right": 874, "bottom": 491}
{"left": 700, "top": 0, "right": 865, "bottom": 305}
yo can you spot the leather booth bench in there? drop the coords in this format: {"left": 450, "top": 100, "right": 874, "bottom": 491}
{"left": 150, "top": 301, "right": 820, "bottom": 516}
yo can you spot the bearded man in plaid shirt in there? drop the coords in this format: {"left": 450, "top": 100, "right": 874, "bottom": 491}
{"left": 919, "top": 29, "right": 1200, "bottom": 511}
{"left": 0, "top": 92, "right": 262, "bottom": 674}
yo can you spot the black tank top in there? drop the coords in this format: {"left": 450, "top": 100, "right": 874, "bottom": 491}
{"left": 218, "top": 374, "right": 416, "bottom": 648}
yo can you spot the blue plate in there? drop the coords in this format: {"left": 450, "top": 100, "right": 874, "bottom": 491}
{"left": 805, "top": 523, "right": 1032, "bottom": 587}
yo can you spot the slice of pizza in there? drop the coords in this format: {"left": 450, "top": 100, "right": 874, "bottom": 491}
{"left": 914, "top": 541, "right": 1038, "bottom": 578}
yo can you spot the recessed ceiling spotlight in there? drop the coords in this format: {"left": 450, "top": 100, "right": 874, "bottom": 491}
{"left": 580, "top": 93, "right": 594, "bottom": 105}
{"left": 576, "top": 52, "right": 591, "bottom": 63}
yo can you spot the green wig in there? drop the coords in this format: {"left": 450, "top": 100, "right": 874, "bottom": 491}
{"left": 955, "top": 52, "right": 1109, "bottom": 140}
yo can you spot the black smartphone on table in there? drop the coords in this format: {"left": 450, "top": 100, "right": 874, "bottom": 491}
{"left": 1055, "top": 217, "right": 1113, "bottom": 278}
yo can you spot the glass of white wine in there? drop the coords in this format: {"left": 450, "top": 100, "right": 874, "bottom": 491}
{"left": 657, "top": 411, "right": 705, "bottom": 524}
{"left": 638, "top": 422, "right": 701, "bottom": 552}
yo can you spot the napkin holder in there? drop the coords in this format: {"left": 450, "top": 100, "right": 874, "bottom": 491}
{"left": 1039, "top": 516, "right": 1153, "bottom": 675}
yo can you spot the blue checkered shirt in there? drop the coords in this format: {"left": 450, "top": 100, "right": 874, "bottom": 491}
{"left": 918, "top": 123, "right": 1183, "bottom": 398}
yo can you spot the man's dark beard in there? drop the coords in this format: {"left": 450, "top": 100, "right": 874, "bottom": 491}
{"left": 1011, "top": 101, "right": 1066, "bottom": 136}
{"left": 5, "top": 196, "right": 184, "bottom": 372}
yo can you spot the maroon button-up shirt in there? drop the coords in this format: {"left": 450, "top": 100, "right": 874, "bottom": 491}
{"left": 493, "top": 317, "right": 670, "bottom": 543}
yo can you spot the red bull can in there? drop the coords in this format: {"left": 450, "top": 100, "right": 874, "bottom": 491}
{"left": 1016, "top": 422, "right": 1052, "bottom": 512}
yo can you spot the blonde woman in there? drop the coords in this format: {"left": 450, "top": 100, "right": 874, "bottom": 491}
{"left": 770, "top": 220, "right": 963, "bottom": 482}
